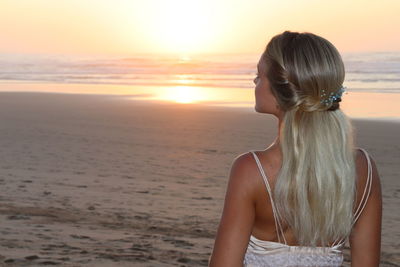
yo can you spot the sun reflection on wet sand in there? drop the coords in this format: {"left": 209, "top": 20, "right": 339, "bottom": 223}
{"left": 1, "top": 81, "right": 399, "bottom": 120}
{"left": 157, "top": 86, "right": 205, "bottom": 103}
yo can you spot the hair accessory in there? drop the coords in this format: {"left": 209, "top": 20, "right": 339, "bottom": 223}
{"left": 320, "top": 86, "right": 346, "bottom": 106}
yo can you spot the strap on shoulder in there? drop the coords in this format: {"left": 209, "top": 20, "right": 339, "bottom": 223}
{"left": 250, "top": 150, "right": 287, "bottom": 245}
{"left": 333, "top": 147, "right": 373, "bottom": 247}
{"left": 353, "top": 148, "right": 373, "bottom": 224}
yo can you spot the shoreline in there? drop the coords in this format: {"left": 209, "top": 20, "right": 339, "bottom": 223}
{"left": 0, "top": 90, "right": 399, "bottom": 123}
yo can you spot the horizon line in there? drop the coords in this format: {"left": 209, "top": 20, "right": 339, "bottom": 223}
{"left": 1, "top": 50, "right": 400, "bottom": 59}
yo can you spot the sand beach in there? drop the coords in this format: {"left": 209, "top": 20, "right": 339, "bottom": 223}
{"left": 0, "top": 92, "right": 398, "bottom": 266}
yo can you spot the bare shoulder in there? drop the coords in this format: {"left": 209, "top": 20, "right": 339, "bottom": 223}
{"left": 209, "top": 152, "right": 260, "bottom": 266}
{"left": 227, "top": 151, "right": 261, "bottom": 199}
{"left": 350, "top": 148, "right": 382, "bottom": 266}
{"left": 231, "top": 152, "right": 257, "bottom": 174}
{"left": 353, "top": 147, "right": 382, "bottom": 224}
{"left": 355, "top": 148, "right": 381, "bottom": 185}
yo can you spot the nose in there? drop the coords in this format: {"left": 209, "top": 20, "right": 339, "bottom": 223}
{"left": 253, "top": 77, "right": 257, "bottom": 85}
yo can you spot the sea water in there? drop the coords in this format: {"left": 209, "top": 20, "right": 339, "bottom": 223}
{"left": 0, "top": 52, "right": 399, "bottom": 120}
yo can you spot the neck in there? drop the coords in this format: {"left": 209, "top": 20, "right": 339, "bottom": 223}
{"left": 267, "top": 116, "right": 283, "bottom": 152}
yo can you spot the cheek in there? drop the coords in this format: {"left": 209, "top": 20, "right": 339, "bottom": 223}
{"left": 255, "top": 84, "right": 262, "bottom": 99}
{"left": 268, "top": 91, "right": 278, "bottom": 107}
{"left": 255, "top": 83, "right": 272, "bottom": 104}
{"left": 255, "top": 85, "right": 267, "bottom": 108}
{"left": 255, "top": 84, "right": 280, "bottom": 113}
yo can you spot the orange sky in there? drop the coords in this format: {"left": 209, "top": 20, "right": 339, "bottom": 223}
{"left": 0, "top": 0, "right": 399, "bottom": 56}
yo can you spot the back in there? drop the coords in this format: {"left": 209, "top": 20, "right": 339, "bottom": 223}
{"left": 243, "top": 148, "right": 375, "bottom": 267}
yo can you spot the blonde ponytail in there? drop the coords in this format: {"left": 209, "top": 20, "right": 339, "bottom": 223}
{"left": 276, "top": 108, "right": 355, "bottom": 246}
{"left": 262, "top": 31, "right": 356, "bottom": 246}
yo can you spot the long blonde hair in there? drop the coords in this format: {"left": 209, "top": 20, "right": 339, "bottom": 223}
{"left": 262, "top": 31, "right": 356, "bottom": 246}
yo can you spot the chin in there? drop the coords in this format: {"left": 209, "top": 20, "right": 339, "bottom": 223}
{"left": 255, "top": 106, "right": 280, "bottom": 118}
{"left": 255, "top": 105, "right": 268, "bottom": 114}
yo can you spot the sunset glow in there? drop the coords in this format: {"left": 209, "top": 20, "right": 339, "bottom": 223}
{"left": 1, "top": 0, "right": 399, "bottom": 55}
{"left": 1, "top": 0, "right": 400, "bottom": 117}
{"left": 144, "top": 0, "right": 216, "bottom": 54}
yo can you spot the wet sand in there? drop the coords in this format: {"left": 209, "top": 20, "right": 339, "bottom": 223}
{"left": 0, "top": 92, "right": 398, "bottom": 266}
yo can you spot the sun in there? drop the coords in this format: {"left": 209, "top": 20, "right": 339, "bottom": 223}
{"left": 145, "top": 0, "right": 216, "bottom": 54}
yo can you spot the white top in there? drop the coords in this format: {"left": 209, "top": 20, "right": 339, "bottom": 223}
{"left": 244, "top": 148, "right": 373, "bottom": 267}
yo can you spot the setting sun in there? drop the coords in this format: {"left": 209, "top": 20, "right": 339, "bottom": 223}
{"left": 143, "top": 0, "right": 218, "bottom": 54}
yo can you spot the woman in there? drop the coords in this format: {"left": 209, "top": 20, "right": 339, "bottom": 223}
{"left": 209, "top": 31, "right": 382, "bottom": 267}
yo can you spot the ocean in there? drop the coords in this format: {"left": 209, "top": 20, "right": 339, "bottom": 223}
{"left": 0, "top": 52, "right": 399, "bottom": 120}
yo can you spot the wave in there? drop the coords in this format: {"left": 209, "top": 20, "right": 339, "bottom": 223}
{"left": 1, "top": 52, "right": 400, "bottom": 92}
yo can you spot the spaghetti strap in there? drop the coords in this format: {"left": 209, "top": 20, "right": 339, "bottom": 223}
{"left": 250, "top": 151, "right": 287, "bottom": 245}
{"left": 333, "top": 148, "right": 373, "bottom": 247}
{"left": 353, "top": 148, "right": 373, "bottom": 224}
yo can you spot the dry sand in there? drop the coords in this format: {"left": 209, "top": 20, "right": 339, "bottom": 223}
{"left": 0, "top": 92, "right": 398, "bottom": 266}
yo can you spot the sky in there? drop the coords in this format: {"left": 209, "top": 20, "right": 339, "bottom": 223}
{"left": 0, "top": 0, "right": 399, "bottom": 56}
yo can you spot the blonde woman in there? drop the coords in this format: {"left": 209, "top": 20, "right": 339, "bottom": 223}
{"left": 209, "top": 31, "right": 382, "bottom": 267}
